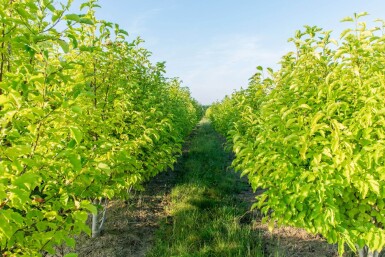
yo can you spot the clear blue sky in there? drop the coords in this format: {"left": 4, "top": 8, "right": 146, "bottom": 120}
{"left": 72, "top": 1, "right": 385, "bottom": 104}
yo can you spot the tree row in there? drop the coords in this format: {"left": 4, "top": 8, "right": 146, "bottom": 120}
{"left": 0, "top": 0, "right": 201, "bottom": 255}
{"left": 208, "top": 13, "right": 385, "bottom": 256}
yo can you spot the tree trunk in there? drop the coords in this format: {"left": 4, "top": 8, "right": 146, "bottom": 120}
{"left": 91, "top": 210, "right": 99, "bottom": 238}
{"left": 357, "top": 245, "right": 380, "bottom": 257}
{"left": 91, "top": 199, "right": 108, "bottom": 238}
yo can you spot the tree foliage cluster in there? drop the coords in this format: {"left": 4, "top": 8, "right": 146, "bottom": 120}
{"left": 208, "top": 13, "right": 385, "bottom": 256}
{"left": 0, "top": 0, "right": 200, "bottom": 255}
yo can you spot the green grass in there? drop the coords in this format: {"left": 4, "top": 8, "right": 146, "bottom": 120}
{"left": 146, "top": 118, "right": 264, "bottom": 257}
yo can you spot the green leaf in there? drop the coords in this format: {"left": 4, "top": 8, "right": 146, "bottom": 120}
{"left": 64, "top": 238, "right": 76, "bottom": 249}
{"left": 299, "top": 142, "right": 308, "bottom": 160}
{"left": 65, "top": 14, "right": 80, "bottom": 22}
{"left": 97, "top": 163, "right": 110, "bottom": 170}
{"left": 68, "top": 139, "right": 76, "bottom": 148}
{"left": 44, "top": 211, "right": 57, "bottom": 221}
{"left": 58, "top": 40, "right": 69, "bottom": 53}
{"left": 68, "top": 34, "right": 78, "bottom": 49}
{"left": 71, "top": 105, "right": 82, "bottom": 114}
{"left": 355, "top": 12, "right": 369, "bottom": 19}
{"left": 79, "top": 18, "right": 94, "bottom": 25}
{"left": 13, "top": 173, "right": 41, "bottom": 190}
{"left": 368, "top": 179, "right": 380, "bottom": 195}
{"left": 60, "top": 192, "right": 69, "bottom": 206}
{"left": 297, "top": 104, "right": 311, "bottom": 110}
{"left": 118, "top": 29, "right": 129, "bottom": 36}
{"left": 16, "top": 7, "right": 30, "bottom": 19}
{"left": 0, "top": 184, "right": 6, "bottom": 200}
{"left": 73, "top": 211, "right": 88, "bottom": 223}
{"left": 80, "top": 3, "right": 89, "bottom": 10}
{"left": 36, "top": 221, "right": 49, "bottom": 232}
{"left": 0, "top": 95, "right": 8, "bottom": 105}
{"left": 340, "top": 28, "right": 352, "bottom": 39}
{"left": 80, "top": 201, "right": 97, "bottom": 214}
{"left": 340, "top": 16, "right": 354, "bottom": 22}
{"left": 69, "top": 155, "right": 82, "bottom": 172}
{"left": 46, "top": 4, "right": 56, "bottom": 12}
{"left": 5, "top": 145, "right": 32, "bottom": 158}
{"left": 69, "top": 127, "right": 83, "bottom": 144}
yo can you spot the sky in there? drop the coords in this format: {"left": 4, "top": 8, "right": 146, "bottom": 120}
{"left": 71, "top": 1, "right": 385, "bottom": 105}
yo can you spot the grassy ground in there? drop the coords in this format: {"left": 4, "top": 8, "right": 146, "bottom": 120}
{"left": 146, "top": 118, "right": 264, "bottom": 257}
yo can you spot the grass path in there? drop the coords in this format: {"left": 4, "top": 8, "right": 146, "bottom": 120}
{"left": 146, "top": 118, "right": 264, "bottom": 257}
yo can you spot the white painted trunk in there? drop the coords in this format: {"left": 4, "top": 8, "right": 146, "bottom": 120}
{"left": 91, "top": 210, "right": 99, "bottom": 238}
{"left": 91, "top": 199, "right": 108, "bottom": 238}
{"left": 98, "top": 203, "right": 107, "bottom": 232}
{"left": 356, "top": 245, "right": 380, "bottom": 257}
{"left": 366, "top": 250, "right": 379, "bottom": 257}
{"left": 358, "top": 248, "right": 365, "bottom": 257}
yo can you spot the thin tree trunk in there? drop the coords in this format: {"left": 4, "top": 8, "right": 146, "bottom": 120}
{"left": 91, "top": 199, "right": 108, "bottom": 238}
{"left": 357, "top": 245, "right": 381, "bottom": 257}
{"left": 91, "top": 199, "right": 100, "bottom": 238}
{"left": 371, "top": 250, "right": 379, "bottom": 257}
{"left": 357, "top": 244, "right": 366, "bottom": 257}
{"left": 98, "top": 200, "right": 108, "bottom": 232}
{"left": 7, "top": 42, "right": 11, "bottom": 73}
{"left": 91, "top": 209, "right": 99, "bottom": 238}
